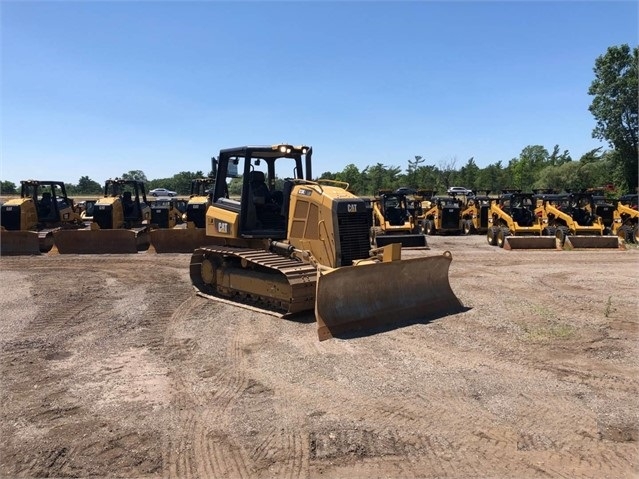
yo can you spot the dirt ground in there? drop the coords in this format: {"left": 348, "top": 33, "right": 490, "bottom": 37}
{"left": 1, "top": 235, "right": 638, "bottom": 479}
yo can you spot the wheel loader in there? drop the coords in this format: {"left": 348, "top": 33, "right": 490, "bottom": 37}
{"left": 149, "top": 176, "right": 222, "bottom": 253}
{"left": 53, "top": 178, "right": 153, "bottom": 254}
{"left": 189, "top": 144, "right": 463, "bottom": 341}
{"left": 369, "top": 190, "right": 428, "bottom": 248}
{"left": 420, "top": 196, "right": 464, "bottom": 236}
{"left": 610, "top": 194, "right": 638, "bottom": 244}
{"left": 535, "top": 192, "right": 619, "bottom": 249}
{"left": 486, "top": 191, "right": 557, "bottom": 250}
{"left": 0, "top": 180, "right": 85, "bottom": 255}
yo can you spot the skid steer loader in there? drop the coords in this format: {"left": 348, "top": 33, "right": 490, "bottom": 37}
{"left": 53, "top": 178, "right": 152, "bottom": 253}
{"left": 610, "top": 194, "right": 638, "bottom": 244}
{"left": 0, "top": 180, "right": 85, "bottom": 255}
{"left": 149, "top": 176, "right": 221, "bottom": 253}
{"left": 369, "top": 190, "right": 428, "bottom": 248}
{"left": 535, "top": 192, "right": 619, "bottom": 249}
{"left": 460, "top": 191, "right": 491, "bottom": 235}
{"left": 189, "top": 144, "right": 463, "bottom": 341}
{"left": 486, "top": 191, "right": 557, "bottom": 250}
{"left": 420, "top": 196, "right": 464, "bottom": 236}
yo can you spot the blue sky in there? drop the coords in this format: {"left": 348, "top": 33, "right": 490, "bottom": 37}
{"left": 2, "top": 1, "right": 637, "bottom": 186}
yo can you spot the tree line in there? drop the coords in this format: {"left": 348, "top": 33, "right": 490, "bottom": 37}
{"left": 1, "top": 44, "right": 636, "bottom": 197}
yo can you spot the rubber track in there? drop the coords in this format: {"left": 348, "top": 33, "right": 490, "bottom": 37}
{"left": 190, "top": 246, "right": 317, "bottom": 314}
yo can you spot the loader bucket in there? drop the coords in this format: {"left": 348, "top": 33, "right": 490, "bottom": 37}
{"left": 503, "top": 236, "right": 558, "bottom": 250}
{"left": 315, "top": 251, "right": 463, "bottom": 341}
{"left": 149, "top": 227, "right": 219, "bottom": 253}
{"left": 53, "top": 229, "right": 148, "bottom": 254}
{"left": 375, "top": 234, "right": 428, "bottom": 248}
{"left": 564, "top": 235, "right": 620, "bottom": 249}
{"left": 0, "top": 231, "right": 41, "bottom": 256}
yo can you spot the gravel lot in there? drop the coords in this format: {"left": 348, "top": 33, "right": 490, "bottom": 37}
{"left": 1, "top": 234, "right": 637, "bottom": 478}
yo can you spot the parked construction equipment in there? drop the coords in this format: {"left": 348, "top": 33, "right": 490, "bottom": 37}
{"left": 149, "top": 177, "right": 220, "bottom": 253}
{"left": 535, "top": 192, "right": 619, "bottom": 249}
{"left": 0, "top": 180, "right": 85, "bottom": 255}
{"left": 53, "top": 178, "right": 152, "bottom": 254}
{"left": 189, "top": 144, "right": 462, "bottom": 340}
{"left": 461, "top": 191, "right": 491, "bottom": 235}
{"left": 486, "top": 191, "right": 557, "bottom": 250}
{"left": 421, "top": 196, "right": 464, "bottom": 236}
{"left": 611, "top": 194, "right": 638, "bottom": 243}
{"left": 370, "top": 190, "right": 427, "bottom": 248}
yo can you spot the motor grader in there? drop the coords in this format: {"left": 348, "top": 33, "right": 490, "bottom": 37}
{"left": 535, "top": 192, "right": 619, "bottom": 249}
{"left": 420, "top": 196, "right": 464, "bottom": 236}
{"left": 0, "top": 180, "right": 85, "bottom": 255}
{"left": 486, "top": 191, "right": 557, "bottom": 249}
{"left": 369, "top": 190, "right": 427, "bottom": 248}
{"left": 53, "top": 178, "right": 153, "bottom": 253}
{"left": 149, "top": 176, "right": 223, "bottom": 253}
{"left": 611, "top": 193, "right": 638, "bottom": 244}
{"left": 189, "top": 144, "right": 462, "bottom": 341}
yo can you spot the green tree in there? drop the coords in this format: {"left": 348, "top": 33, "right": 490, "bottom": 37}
{"left": 335, "top": 164, "right": 364, "bottom": 193}
{"left": 121, "top": 170, "right": 148, "bottom": 183}
{"left": 0, "top": 180, "right": 17, "bottom": 195}
{"left": 588, "top": 44, "right": 638, "bottom": 192}
{"left": 74, "top": 176, "right": 102, "bottom": 194}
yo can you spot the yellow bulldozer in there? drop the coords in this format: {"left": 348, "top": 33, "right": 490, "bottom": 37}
{"left": 369, "top": 189, "right": 428, "bottom": 248}
{"left": 0, "top": 180, "right": 85, "bottom": 255}
{"left": 611, "top": 194, "right": 638, "bottom": 244}
{"left": 486, "top": 191, "right": 557, "bottom": 249}
{"left": 149, "top": 176, "right": 222, "bottom": 253}
{"left": 188, "top": 144, "right": 463, "bottom": 341}
{"left": 53, "top": 178, "right": 152, "bottom": 253}
{"left": 535, "top": 192, "right": 619, "bottom": 249}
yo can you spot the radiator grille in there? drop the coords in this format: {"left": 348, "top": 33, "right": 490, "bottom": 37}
{"left": 337, "top": 211, "right": 371, "bottom": 266}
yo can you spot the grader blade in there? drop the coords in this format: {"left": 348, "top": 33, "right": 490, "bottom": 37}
{"left": 503, "top": 236, "right": 558, "bottom": 250}
{"left": 53, "top": 229, "right": 147, "bottom": 254}
{"left": 0, "top": 231, "right": 41, "bottom": 256}
{"left": 315, "top": 251, "right": 463, "bottom": 341}
{"left": 150, "top": 227, "right": 219, "bottom": 253}
{"left": 564, "top": 236, "right": 620, "bottom": 249}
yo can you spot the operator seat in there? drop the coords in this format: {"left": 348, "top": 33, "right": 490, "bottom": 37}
{"left": 38, "top": 192, "right": 53, "bottom": 219}
{"left": 122, "top": 191, "right": 135, "bottom": 218}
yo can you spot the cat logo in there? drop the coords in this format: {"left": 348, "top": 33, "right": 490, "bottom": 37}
{"left": 347, "top": 203, "right": 358, "bottom": 213}
{"left": 298, "top": 189, "right": 312, "bottom": 197}
{"left": 216, "top": 220, "right": 229, "bottom": 234}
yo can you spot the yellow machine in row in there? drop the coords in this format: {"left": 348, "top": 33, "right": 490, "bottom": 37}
{"left": 611, "top": 194, "right": 638, "bottom": 243}
{"left": 0, "top": 180, "right": 85, "bottom": 255}
{"left": 149, "top": 177, "right": 220, "bottom": 253}
{"left": 369, "top": 190, "right": 427, "bottom": 248}
{"left": 189, "top": 144, "right": 463, "bottom": 340}
{"left": 534, "top": 192, "right": 619, "bottom": 249}
{"left": 53, "top": 178, "right": 152, "bottom": 253}
{"left": 486, "top": 191, "right": 556, "bottom": 249}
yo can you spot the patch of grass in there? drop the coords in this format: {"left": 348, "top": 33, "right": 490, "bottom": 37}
{"left": 604, "top": 295, "right": 615, "bottom": 318}
{"left": 520, "top": 322, "right": 576, "bottom": 342}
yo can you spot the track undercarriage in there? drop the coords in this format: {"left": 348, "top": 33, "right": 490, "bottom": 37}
{"left": 189, "top": 246, "right": 317, "bottom": 314}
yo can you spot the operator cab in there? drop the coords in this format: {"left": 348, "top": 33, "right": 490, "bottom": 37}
{"left": 212, "top": 144, "right": 312, "bottom": 239}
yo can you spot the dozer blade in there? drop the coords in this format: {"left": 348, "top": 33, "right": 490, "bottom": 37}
{"left": 0, "top": 231, "right": 41, "bottom": 256}
{"left": 315, "top": 251, "right": 463, "bottom": 341}
{"left": 503, "top": 236, "right": 558, "bottom": 250}
{"left": 565, "top": 235, "right": 620, "bottom": 249}
{"left": 375, "top": 234, "right": 428, "bottom": 248}
{"left": 150, "top": 227, "right": 219, "bottom": 253}
{"left": 53, "top": 229, "right": 147, "bottom": 254}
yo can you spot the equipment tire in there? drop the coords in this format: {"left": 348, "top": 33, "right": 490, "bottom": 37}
{"left": 555, "top": 227, "right": 568, "bottom": 248}
{"left": 634, "top": 225, "right": 639, "bottom": 244}
{"left": 463, "top": 220, "right": 473, "bottom": 235}
{"left": 487, "top": 226, "right": 498, "bottom": 246}
{"left": 496, "top": 227, "right": 509, "bottom": 248}
{"left": 425, "top": 220, "right": 436, "bottom": 236}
